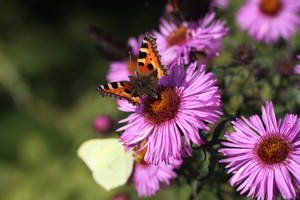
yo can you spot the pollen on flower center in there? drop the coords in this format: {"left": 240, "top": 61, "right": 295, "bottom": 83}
{"left": 167, "top": 26, "right": 187, "bottom": 46}
{"left": 143, "top": 86, "right": 180, "bottom": 125}
{"left": 256, "top": 135, "right": 290, "bottom": 164}
{"left": 127, "top": 57, "right": 137, "bottom": 75}
{"left": 259, "top": 0, "right": 283, "bottom": 16}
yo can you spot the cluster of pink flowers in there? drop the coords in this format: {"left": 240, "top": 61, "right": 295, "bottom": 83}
{"left": 118, "top": 62, "right": 222, "bottom": 165}
{"left": 115, "top": 61, "right": 223, "bottom": 196}
{"left": 88, "top": 0, "right": 300, "bottom": 198}
{"left": 105, "top": 6, "right": 227, "bottom": 196}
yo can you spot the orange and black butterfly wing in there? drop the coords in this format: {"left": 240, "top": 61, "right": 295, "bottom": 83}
{"left": 96, "top": 81, "right": 140, "bottom": 105}
{"left": 136, "top": 33, "right": 169, "bottom": 78}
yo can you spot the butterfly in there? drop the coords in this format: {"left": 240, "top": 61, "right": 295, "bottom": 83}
{"left": 78, "top": 139, "right": 148, "bottom": 191}
{"left": 96, "top": 33, "right": 169, "bottom": 105}
{"left": 78, "top": 138, "right": 134, "bottom": 191}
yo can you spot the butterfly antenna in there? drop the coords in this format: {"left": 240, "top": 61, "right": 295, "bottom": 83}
{"left": 128, "top": 49, "right": 132, "bottom": 68}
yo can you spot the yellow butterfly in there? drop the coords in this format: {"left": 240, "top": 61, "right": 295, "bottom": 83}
{"left": 78, "top": 138, "right": 134, "bottom": 191}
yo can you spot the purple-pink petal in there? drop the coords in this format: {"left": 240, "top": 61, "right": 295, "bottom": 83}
{"left": 133, "top": 160, "right": 180, "bottom": 197}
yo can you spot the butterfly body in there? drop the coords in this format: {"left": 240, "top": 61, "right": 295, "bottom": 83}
{"left": 128, "top": 70, "right": 158, "bottom": 99}
{"left": 97, "top": 33, "right": 168, "bottom": 105}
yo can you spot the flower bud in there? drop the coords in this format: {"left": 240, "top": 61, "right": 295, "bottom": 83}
{"left": 93, "top": 115, "right": 113, "bottom": 133}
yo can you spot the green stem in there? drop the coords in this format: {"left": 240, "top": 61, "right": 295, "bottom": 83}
{"left": 249, "top": 65, "right": 264, "bottom": 103}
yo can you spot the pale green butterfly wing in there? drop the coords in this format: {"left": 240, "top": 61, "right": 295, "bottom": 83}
{"left": 78, "top": 138, "right": 134, "bottom": 191}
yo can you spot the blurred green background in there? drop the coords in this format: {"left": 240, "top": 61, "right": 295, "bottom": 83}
{"left": 0, "top": 1, "right": 167, "bottom": 199}
{"left": 0, "top": 0, "right": 299, "bottom": 200}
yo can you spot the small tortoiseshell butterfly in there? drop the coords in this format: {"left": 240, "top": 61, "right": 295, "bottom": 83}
{"left": 96, "top": 33, "right": 169, "bottom": 105}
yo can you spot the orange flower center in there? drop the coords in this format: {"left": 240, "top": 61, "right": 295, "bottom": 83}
{"left": 167, "top": 26, "right": 187, "bottom": 46}
{"left": 127, "top": 57, "right": 137, "bottom": 75}
{"left": 134, "top": 140, "right": 148, "bottom": 166}
{"left": 256, "top": 136, "right": 290, "bottom": 164}
{"left": 259, "top": 0, "right": 283, "bottom": 16}
{"left": 143, "top": 86, "right": 180, "bottom": 125}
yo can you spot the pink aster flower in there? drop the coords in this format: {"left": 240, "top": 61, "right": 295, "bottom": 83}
{"left": 133, "top": 162, "right": 180, "bottom": 197}
{"left": 107, "top": 35, "right": 143, "bottom": 82}
{"left": 118, "top": 62, "right": 223, "bottom": 164}
{"left": 153, "top": 12, "right": 229, "bottom": 65}
{"left": 219, "top": 101, "right": 300, "bottom": 200}
{"left": 236, "top": 0, "right": 300, "bottom": 43}
{"left": 133, "top": 141, "right": 181, "bottom": 197}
